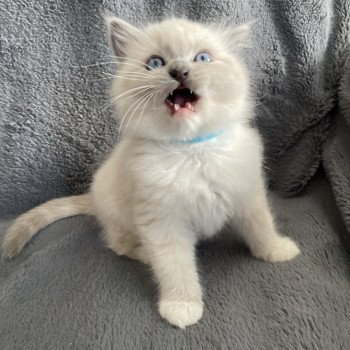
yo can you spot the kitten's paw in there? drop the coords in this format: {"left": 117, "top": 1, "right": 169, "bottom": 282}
{"left": 253, "top": 236, "right": 300, "bottom": 263}
{"left": 159, "top": 300, "right": 203, "bottom": 329}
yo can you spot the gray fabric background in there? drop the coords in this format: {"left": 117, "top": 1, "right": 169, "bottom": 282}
{"left": 1, "top": 0, "right": 350, "bottom": 349}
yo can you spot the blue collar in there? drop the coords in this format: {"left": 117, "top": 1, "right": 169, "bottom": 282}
{"left": 173, "top": 130, "right": 225, "bottom": 145}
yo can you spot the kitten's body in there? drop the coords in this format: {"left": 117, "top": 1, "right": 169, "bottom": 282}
{"left": 93, "top": 123, "right": 262, "bottom": 245}
{"left": 2, "top": 17, "right": 300, "bottom": 329}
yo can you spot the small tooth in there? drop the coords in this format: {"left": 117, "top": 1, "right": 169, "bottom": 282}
{"left": 174, "top": 104, "right": 180, "bottom": 111}
{"left": 170, "top": 92, "right": 173, "bottom": 95}
{"left": 185, "top": 102, "right": 195, "bottom": 111}
{"left": 190, "top": 90, "right": 193, "bottom": 94}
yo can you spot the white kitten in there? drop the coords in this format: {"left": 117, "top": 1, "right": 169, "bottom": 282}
{"left": 2, "top": 17, "right": 300, "bottom": 328}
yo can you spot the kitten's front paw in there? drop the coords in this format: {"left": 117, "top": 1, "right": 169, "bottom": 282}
{"left": 253, "top": 236, "right": 300, "bottom": 263}
{"left": 159, "top": 300, "right": 203, "bottom": 329}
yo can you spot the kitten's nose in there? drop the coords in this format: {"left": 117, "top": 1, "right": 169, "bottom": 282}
{"left": 169, "top": 68, "right": 190, "bottom": 82}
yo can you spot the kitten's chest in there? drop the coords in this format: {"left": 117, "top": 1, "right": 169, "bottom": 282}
{"left": 134, "top": 145, "right": 250, "bottom": 236}
{"left": 176, "top": 152, "right": 233, "bottom": 196}
{"left": 181, "top": 157, "right": 232, "bottom": 236}
{"left": 137, "top": 146, "right": 237, "bottom": 194}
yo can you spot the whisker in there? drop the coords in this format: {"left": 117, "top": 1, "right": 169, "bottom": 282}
{"left": 131, "top": 91, "right": 158, "bottom": 138}
{"left": 152, "top": 89, "right": 163, "bottom": 107}
{"left": 101, "top": 87, "right": 154, "bottom": 113}
{"left": 73, "top": 59, "right": 146, "bottom": 70}
{"left": 116, "top": 86, "right": 161, "bottom": 104}
{"left": 118, "top": 93, "right": 150, "bottom": 131}
{"left": 116, "top": 61, "right": 151, "bottom": 72}
{"left": 102, "top": 71, "right": 151, "bottom": 78}
{"left": 101, "top": 73, "right": 151, "bottom": 82}
{"left": 104, "top": 75, "right": 149, "bottom": 82}
{"left": 112, "top": 55, "right": 149, "bottom": 67}
{"left": 102, "top": 84, "right": 160, "bottom": 111}
{"left": 91, "top": 75, "right": 148, "bottom": 82}
{"left": 87, "top": 45, "right": 152, "bottom": 64}
{"left": 125, "top": 91, "right": 155, "bottom": 133}
{"left": 114, "top": 73, "right": 151, "bottom": 79}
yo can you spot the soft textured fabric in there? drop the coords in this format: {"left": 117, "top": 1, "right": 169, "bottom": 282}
{"left": 1, "top": 173, "right": 350, "bottom": 349}
{"left": 323, "top": 54, "right": 350, "bottom": 238}
{"left": 1, "top": 0, "right": 350, "bottom": 216}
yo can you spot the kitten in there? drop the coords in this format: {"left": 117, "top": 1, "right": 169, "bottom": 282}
{"left": 2, "top": 17, "right": 300, "bottom": 328}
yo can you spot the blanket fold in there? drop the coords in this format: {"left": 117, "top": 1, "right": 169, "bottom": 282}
{"left": 323, "top": 52, "right": 350, "bottom": 240}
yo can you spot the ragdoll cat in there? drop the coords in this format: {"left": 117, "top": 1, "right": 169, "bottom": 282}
{"left": 2, "top": 17, "right": 300, "bottom": 329}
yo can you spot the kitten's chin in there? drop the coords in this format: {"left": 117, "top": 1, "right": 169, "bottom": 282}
{"left": 169, "top": 107, "right": 196, "bottom": 119}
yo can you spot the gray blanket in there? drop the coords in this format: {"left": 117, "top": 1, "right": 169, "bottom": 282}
{"left": 1, "top": 0, "right": 350, "bottom": 348}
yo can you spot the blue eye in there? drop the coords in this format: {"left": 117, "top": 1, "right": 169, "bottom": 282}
{"left": 194, "top": 52, "right": 212, "bottom": 63}
{"left": 147, "top": 56, "right": 165, "bottom": 70}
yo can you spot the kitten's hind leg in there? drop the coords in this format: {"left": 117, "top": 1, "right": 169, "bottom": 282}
{"left": 233, "top": 194, "right": 300, "bottom": 262}
{"left": 102, "top": 221, "right": 149, "bottom": 265}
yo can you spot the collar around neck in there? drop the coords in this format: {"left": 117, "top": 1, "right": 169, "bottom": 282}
{"left": 172, "top": 130, "right": 225, "bottom": 145}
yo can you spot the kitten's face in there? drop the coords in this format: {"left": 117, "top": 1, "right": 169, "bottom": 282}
{"left": 109, "top": 18, "right": 250, "bottom": 141}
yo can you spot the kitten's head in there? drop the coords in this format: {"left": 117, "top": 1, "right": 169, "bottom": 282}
{"left": 107, "top": 17, "right": 250, "bottom": 141}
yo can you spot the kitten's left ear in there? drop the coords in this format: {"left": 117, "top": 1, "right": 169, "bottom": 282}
{"left": 106, "top": 17, "right": 141, "bottom": 58}
{"left": 224, "top": 23, "right": 251, "bottom": 52}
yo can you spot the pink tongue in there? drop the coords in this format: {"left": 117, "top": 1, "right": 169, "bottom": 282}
{"left": 174, "top": 94, "right": 186, "bottom": 107}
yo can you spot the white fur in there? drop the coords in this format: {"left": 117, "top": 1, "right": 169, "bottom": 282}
{"left": 2, "top": 17, "right": 300, "bottom": 329}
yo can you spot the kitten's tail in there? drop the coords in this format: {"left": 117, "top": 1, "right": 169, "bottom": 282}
{"left": 2, "top": 193, "right": 94, "bottom": 258}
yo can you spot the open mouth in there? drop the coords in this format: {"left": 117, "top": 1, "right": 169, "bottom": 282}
{"left": 165, "top": 87, "right": 199, "bottom": 114}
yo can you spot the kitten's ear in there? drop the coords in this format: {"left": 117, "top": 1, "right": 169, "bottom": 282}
{"left": 106, "top": 17, "right": 141, "bottom": 57}
{"left": 224, "top": 23, "right": 251, "bottom": 52}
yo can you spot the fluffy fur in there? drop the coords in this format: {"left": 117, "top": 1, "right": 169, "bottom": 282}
{"left": 2, "top": 17, "right": 300, "bottom": 328}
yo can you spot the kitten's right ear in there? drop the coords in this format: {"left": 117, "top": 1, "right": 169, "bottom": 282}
{"left": 224, "top": 22, "right": 253, "bottom": 53}
{"left": 106, "top": 17, "right": 141, "bottom": 57}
